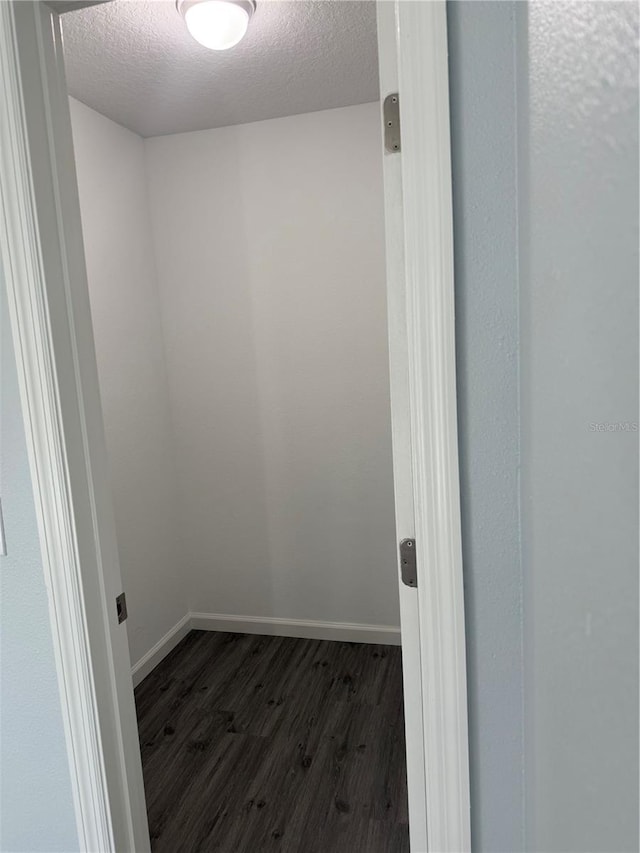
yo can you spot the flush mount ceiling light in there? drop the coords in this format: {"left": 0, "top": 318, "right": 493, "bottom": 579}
{"left": 177, "top": 0, "right": 256, "bottom": 51}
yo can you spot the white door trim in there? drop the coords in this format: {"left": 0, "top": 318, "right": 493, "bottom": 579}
{"left": 0, "top": 0, "right": 470, "bottom": 850}
{"left": 0, "top": 2, "right": 149, "bottom": 850}
{"left": 0, "top": 3, "right": 113, "bottom": 849}
{"left": 395, "top": 3, "right": 471, "bottom": 850}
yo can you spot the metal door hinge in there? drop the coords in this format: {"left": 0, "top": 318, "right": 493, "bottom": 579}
{"left": 116, "top": 592, "right": 128, "bottom": 624}
{"left": 383, "top": 93, "right": 401, "bottom": 153}
{"left": 399, "top": 538, "right": 417, "bottom": 587}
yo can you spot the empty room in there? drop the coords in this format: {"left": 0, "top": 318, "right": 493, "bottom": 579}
{"left": 61, "top": 1, "right": 409, "bottom": 850}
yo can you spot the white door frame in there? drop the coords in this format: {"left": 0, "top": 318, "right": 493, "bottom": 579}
{"left": 0, "top": 1, "right": 470, "bottom": 851}
{"left": 0, "top": 2, "right": 149, "bottom": 851}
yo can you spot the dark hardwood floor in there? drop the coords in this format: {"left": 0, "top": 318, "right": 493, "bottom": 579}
{"left": 134, "top": 630, "right": 409, "bottom": 852}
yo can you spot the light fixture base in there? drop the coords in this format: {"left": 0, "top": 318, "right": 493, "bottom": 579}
{"left": 176, "top": 0, "right": 257, "bottom": 23}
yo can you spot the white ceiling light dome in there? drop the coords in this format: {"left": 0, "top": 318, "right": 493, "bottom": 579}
{"left": 177, "top": 0, "right": 256, "bottom": 51}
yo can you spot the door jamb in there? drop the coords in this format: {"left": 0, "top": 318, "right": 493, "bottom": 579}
{"left": 0, "top": 0, "right": 470, "bottom": 850}
{"left": 395, "top": 4, "right": 471, "bottom": 850}
{"left": 0, "top": 2, "right": 149, "bottom": 850}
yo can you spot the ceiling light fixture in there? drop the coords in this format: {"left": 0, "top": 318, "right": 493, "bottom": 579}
{"left": 177, "top": 0, "right": 256, "bottom": 51}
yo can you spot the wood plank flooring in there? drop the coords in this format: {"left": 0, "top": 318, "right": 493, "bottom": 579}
{"left": 134, "top": 630, "right": 409, "bottom": 853}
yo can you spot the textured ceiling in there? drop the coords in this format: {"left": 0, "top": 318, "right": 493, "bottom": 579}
{"left": 61, "top": 0, "right": 379, "bottom": 138}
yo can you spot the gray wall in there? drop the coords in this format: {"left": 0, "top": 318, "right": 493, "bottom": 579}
{"left": 450, "top": 2, "right": 638, "bottom": 851}
{"left": 0, "top": 278, "right": 79, "bottom": 851}
{"left": 448, "top": 4, "right": 524, "bottom": 851}
{"left": 520, "top": 2, "right": 639, "bottom": 851}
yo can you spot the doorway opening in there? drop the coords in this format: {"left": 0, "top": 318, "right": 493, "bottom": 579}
{"left": 61, "top": 2, "right": 408, "bottom": 849}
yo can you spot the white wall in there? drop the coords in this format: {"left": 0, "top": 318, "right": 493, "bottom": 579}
{"left": 145, "top": 103, "right": 399, "bottom": 627}
{"left": 521, "top": 3, "right": 639, "bottom": 850}
{"left": 70, "top": 99, "right": 188, "bottom": 665}
{"left": 70, "top": 100, "right": 398, "bottom": 639}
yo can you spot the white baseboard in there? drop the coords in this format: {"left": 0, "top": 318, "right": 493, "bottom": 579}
{"left": 190, "top": 612, "right": 402, "bottom": 646}
{"left": 131, "top": 613, "right": 192, "bottom": 687}
{"left": 131, "top": 612, "right": 401, "bottom": 685}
